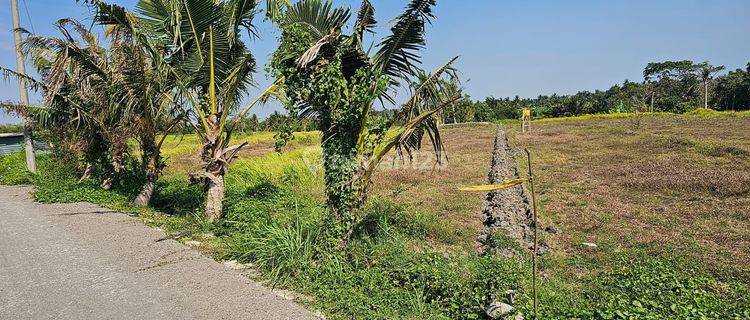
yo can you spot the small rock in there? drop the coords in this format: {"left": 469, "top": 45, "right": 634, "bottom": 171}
{"left": 222, "top": 260, "right": 247, "bottom": 270}
{"left": 477, "top": 234, "right": 488, "bottom": 243}
{"left": 184, "top": 240, "right": 202, "bottom": 247}
{"left": 510, "top": 313, "right": 524, "bottom": 320}
{"left": 486, "top": 301, "right": 514, "bottom": 319}
{"left": 581, "top": 242, "right": 597, "bottom": 248}
{"left": 544, "top": 225, "right": 558, "bottom": 234}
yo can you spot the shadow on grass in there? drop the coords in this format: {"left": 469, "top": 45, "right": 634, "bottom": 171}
{"left": 242, "top": 181, "right": 282, "bottom": 199}
{"left": 151, "top": 179, "right": 204, "bottom": 216}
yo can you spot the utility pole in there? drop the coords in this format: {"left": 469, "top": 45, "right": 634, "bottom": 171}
{"left": 10, "top": 0, "right": 36, "bottom": 173}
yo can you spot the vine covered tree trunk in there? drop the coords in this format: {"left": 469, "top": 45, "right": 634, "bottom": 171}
{"left": 318, "top": 103, "right": 367, "bottom": 248}
{"left": 321, "top": 127, "right": 360, "bottom": 240}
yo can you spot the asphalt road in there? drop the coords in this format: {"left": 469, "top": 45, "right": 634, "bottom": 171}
{"left": 0, "top": 186, "right": 318, "bottom": 320}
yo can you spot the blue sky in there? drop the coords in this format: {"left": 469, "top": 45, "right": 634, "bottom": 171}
{"left": 1, "top": 0, "right": 749, "bottom": 124}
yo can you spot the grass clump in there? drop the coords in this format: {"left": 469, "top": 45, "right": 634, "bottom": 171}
{"left": 0, "top": 152, "right": 40, "bottom": 184}
{"left": 684, "top": 108, "right": 750, "bottom": 118}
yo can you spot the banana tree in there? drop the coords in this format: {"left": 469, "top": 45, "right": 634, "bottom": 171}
{"left": 270, "top": 0, "right": 461, "bottom": 247}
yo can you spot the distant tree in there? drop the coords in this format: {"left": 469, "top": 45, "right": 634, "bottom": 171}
{"left": 643, "top": 60, "right": 700, "bottom": 112}
{"left": 695, "top": 62, "right": 725, "bottom": 109}
{"left": 232, "top": 113, "right": 262, "bottom": 133}
{"left": 713, "top": 65, "right": 750, "bottom": 111}
{"left": 263, "top": 111, "right": 287, "bottom": 131}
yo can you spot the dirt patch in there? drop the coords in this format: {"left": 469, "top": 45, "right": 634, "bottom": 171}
{"left": 478, "top": 127, "right": 538, "bottom": 257}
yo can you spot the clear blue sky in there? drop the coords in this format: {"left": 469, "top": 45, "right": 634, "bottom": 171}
{"left": 1, "top": 0, "right": 749, "bottom": 124}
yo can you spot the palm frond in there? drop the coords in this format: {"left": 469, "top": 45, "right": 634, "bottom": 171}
{"left": 372, "top": 0, "right": 436, "bottom": 82}
{"left": 297, "top": 30, "right": 339, "bottom": 68}
{"left": 283, "top": 0, "right": 351, "bottom": 40}
{"left": 226, "top": 0, "right": 260, "bottom": 40}
{"left": 402, "top": 55, "right": 459, "bottom": 116}
{"left": 353, "top": 0, "right": 375, "bottom": 42}
{"left": 230, "top": 77, "right": 283, "bottom": 130}
{"left": 264, "top": 0, "right": 290, "bottom": 22}
{"left": 361, "top": 95, "right": 455, "bottom": 185}
{"left": 0, "top": 67, "right": 46, "bottom": 92}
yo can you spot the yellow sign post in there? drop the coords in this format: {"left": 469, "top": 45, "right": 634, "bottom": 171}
{"left": 521, "top": 108, "right": 531, "bottom": 132}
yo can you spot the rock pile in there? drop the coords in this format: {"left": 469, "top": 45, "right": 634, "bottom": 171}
{"left": 478, "top": 127, "right": 537, "bottom": 257}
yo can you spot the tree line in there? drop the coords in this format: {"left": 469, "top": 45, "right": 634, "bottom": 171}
{"left": 440, "top": 61, "right": 750, "bottom": 123}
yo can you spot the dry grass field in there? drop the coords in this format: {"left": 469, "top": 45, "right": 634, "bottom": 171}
{"left": 370, "top": 114, "right": 750, "bottom": 278}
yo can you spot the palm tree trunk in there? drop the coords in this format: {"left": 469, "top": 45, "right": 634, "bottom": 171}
{"left": 101, "top": 157, "right": 123, "bottom": 190}
{"left": 704, "top": 81, "right": 709, "bottom": 109}
{"left": 204, "top": 172, "right": 224, "bottom": 222}
{"left": 134, "top": 180, "right": 155, "bottom": 206}
{"left": 650, "top": 93, "right": 655, "bottom": 112}
{"left": 134, "top": 130, "right": 161, "bottom": 206}
{"left": 201, "top": 121, "right": 227, "bottom": 222}
{"left": 134, "top": 156, "right": 160, "bottom": 206}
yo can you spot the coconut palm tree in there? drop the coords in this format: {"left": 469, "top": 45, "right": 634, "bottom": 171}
{"left": 1, "top": 19, "right": 138, "bottom": 185}
{"left": 270, "top": 0, "right": 460, "bottom": 247}
{"left": 3, "top": 16, "right": 188, "bottom": 202}
{"left": 88, "top": 0, "right": 279, "bottom": 220}
{"left": 695, "top": 62, "right": 725, "bottom": 109}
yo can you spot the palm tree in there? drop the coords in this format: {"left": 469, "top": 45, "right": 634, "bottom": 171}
{"left": 3, "top": 16, "right": 188, "bottom": 203}
{"left": 695, "top": 62, "right": 725, "bottom": 109}
{"left": 270, "top": 0, "right": 460, "bottom": 247}
{"left": 2, "top": 19, "right": 137, "bottom": 185}
{"left": 88, "top": 0, "right": 278, "bottom": 220}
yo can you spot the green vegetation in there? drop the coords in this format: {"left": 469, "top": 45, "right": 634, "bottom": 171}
{"left": 270, "top": 0, "right": 460, "bottom": 248}
{"left": 2, "top": 112, "right": 748, "bottom": 319}
{"left": 0, "top": 124, "right": 22, "bottom": 133}
{"left": 440, "top": 61, "right": 750, "bottom": 124}
{"left": 1, "top": 0, "right": 748, "bottom": 319}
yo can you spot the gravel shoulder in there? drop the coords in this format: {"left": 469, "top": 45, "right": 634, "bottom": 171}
{"left": 0, "top": 186, "right": 318, "bottom": 320}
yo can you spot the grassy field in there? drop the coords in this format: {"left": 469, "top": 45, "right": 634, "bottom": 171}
{"left": 1, "top": 111, "right": 749, "bottom": 319}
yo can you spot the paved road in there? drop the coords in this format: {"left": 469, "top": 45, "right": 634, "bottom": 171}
{"left": 0, "top": 186, "right": 318, "bottom": 320}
